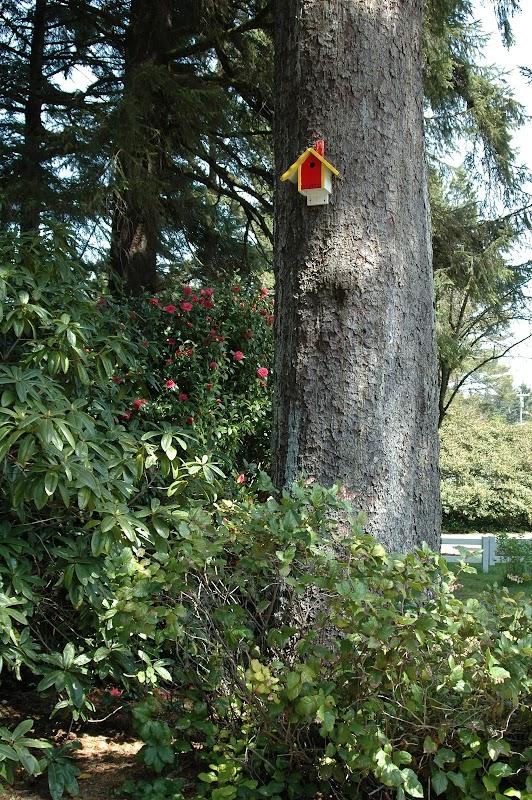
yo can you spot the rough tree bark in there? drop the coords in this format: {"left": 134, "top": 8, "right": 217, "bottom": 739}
{"left": 109, "top": 0, "right": 172, "bottom": 294}
{"left": 272, "top": 0, "right": 441, "bottom": 551}
{"left": 20, "top": 0, "right": 47, "bottom": 233}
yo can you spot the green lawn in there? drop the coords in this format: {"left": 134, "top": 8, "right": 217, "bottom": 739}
{"left": 447, "top": 562, "right": 531, "bottom": 601}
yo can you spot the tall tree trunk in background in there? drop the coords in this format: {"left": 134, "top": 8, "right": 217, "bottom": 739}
{"left": 272, "top": 0, "right": 441, "bottom": 551}
{"left": 109, "top": 0, "right": 172, "bottom": 294}
{"left": 21, "top": 0, "right": 46, "bottom": 233}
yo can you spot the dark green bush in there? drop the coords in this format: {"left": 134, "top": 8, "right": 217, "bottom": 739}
{"left": 440, "top": 403, "right": 532, "bottom": 530}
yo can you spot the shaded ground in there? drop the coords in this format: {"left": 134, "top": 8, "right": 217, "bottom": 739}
{"left": 0, "top": 691, "right": 143, "bottom": 800}
{"left": 2, "top": 734, "right": 143, "bottom": 800}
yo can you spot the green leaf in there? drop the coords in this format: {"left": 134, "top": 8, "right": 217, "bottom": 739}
{"left": 12, "top": 719, "right": 34, "bottom": 739}
{"left": 48, "top": 761, "right": 66, "bottom": 800}
{"left": 488, "top": 763, "right": 514, "bottom": 778}
{"left": 423, "top": 736, "right": 438, "bottom": 754}
{"left": 62, "top": 643, "right": 75, "bottom": 669}
{"left": 447, "top": 771, "right": 466, "bottom": 791}
{"left": 431, "top": 772, "right": 448, "bottom": 796}
{"left": 434, "top": 748, "right": 455, "bottom": 768}
{"left": 16, "top": 747, "right": 40, "bottom": 775}
{"left": 489, "top": 666, "right": 510, "bottom": 683}
{"left": 401, "top": 768, "right": 424, "bottom": 798}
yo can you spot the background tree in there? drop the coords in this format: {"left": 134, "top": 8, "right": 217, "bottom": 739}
{"left": 432, "top": 171, "right": 532, "bottom": 423}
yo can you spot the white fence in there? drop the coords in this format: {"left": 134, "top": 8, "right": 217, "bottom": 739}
{"left": 441, "top": 534, "right": 497, "bottom": 573}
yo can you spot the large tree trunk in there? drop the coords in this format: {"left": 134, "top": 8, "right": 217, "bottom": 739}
{"left": 109, "top": 0, "right": 172, "bottom": 294}
{"left": 20, "top": 0, "right": 47, "bottom": 234}
{"left": 272, "top": 0, "right": 441, "bottom": 552}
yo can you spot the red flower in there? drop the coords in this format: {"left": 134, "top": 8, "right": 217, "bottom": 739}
{"left": 165, "top": 358, "right": 173, "bottom": 366}
{"left": 111, "top": 375, "right": 122, "bottom": 384}
{"left": 178, "top": 392, "right": 188, "bottom": 401}
{"left": 206, "top": 383, "right": 213, "bottom": 390}
{"left": 259, "top": 308, "right": 268, "bottom": 317}
{"left": 165, "top": 379, "right": 176, "bottom": 389}
{"left": 191, "top": 295, "right": 198, "bottom": 302}
{"left": 133, "top": 398, "right": 148, "bottom": 410}
{"left": 108, "top": 688, "right": 123, "bottom": 698}
{"left": 215, "top": 398, "right": 221, "bottom": 405}
{"left": 266, "top": 315, "right": 274, "bottom": 326}
{"left": 181, "top": 301, "right": 193, "bottom": 312}
{"left": 236, "top": 473, "right": 245, "bottom": 484}
{"left": 186, "top": 416, "right": 194, "bottom": 425}
{"left": 164, "top": 304, "right": 177, "bottom": 314}
{"left": 203, "top": 299, "right": 214, "bottom": 309}
{"left": 232, "top": 285, "right": 241, "bottom": 293}
{"left": 96, "top": 296, "right": 106, "bottom": 306}
{"left": 166, "top": 337, "right": 176, "bottom": 345}
{"left": 204, "top": 287, "right": 214, "bottom": 297}
{"left": 186, "top": 322, "right": 193, "bottom": 328}
{"left": 120, "top": 411, "right": 131, "bottom": 421}
{"left": 209, "top": 361, "right": 218, "bottom": 370}
{"left": 260, "top": 287, "right": 269, "bottom": 298}
{"left": 233, "top": 351, "right": 244, "bottom": 362}
{"left": 185, "top": 347, "right": 194, "bottom": 356}
{"left": 148, "top": 297, "right": 159, "bottom": 306}
{"left": 256, "top": 367, "right": 268, "bottom": 379}
{"left": 182, "top": 285, "right": 192, "bottom": 296}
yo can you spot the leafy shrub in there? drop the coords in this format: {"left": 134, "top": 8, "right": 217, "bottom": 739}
{"left": 496, "top": 534, "right": 532, "bottom": 582}
{"left": 121, "top": 478, "right": 531, "bottom": 800}
{"left": 440, "top": 402, "right": 532, "bottom": 530}
{"left": 0, "top": 228, "right": 272, "bottom": 792}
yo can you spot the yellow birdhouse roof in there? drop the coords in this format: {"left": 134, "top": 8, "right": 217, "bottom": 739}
{"left": 280, "top": 147, "right": 340, "bottom": 183}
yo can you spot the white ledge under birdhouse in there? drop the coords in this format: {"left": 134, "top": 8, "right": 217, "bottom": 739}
{"left": 280, "top": 140, "right": 340, "bottom": 205}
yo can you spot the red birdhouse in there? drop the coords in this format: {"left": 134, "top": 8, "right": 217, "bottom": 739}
{"left": 280, "top": 140, "right": 340, "bottom": 206}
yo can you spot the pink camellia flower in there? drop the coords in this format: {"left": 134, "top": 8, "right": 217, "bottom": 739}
{"left": 108, "top": 688, "right": 123, "bottom": 698}
{"left": 232, "top": 285, "right": 241, "bottom": 293}
{"left": 191, "top": 295, "right": 198, "bottom": 302}
{"left": 178, "top": 392, "right": 188, "bottom": 401}
{"left": 186, "top": 322, "right": 193, "bottom": 328}
{"left": 215, "top": 398, "right": 221, "bottom": 405}
{"left": 166, "top": 337, "right": 176, "bottom": 345}
{"left": 203, "top": 299, "right": 214, "bottom": 309}
{"left": 185, "top": 347, "right": 194, "bottom": 357}
{"left": 182, "top": 285, "right": 192, "bottom": 296}
{"left": 181, "top": 301, "right": 193, "bottom": 312}
{"left": 256, "top": 367, "right": 269, "bottom": 379}
{"left": 209, "top": 361, "right": 218, "bottom": 370}
{"left": 165, "top": 358, "right": 173, "bottom": 366}
{"left": 236, "top": 473, "right": 245, "bottom": 484}
{"left": 233, "top": 351, "right": 244, "bottom": 362}
{"left": 260, "top": 287, "right": 269, "bottom": 298}
{"left": 133, "top": 398, "right": 148, "bottom": 410}
{"left": 165, "top": 379, "right": 176, "bottom": 389}
{"left": 148, "top": 297, "right": 159, "bottom": 306}
{"left": 186, "top": 416, "right": 194, "bottom": 425}
{"left": 206, "top": 383, "right": 213, "bottom": 390}
{"left": 204, "top": 287, "right": 214, "bottom": 297}
{"left": 164, "top": 304, "right": 177, "bottom": 314}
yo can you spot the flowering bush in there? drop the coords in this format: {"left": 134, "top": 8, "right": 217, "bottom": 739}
{"left": 118, "top": 281, "right": 274, "bottom": 471}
